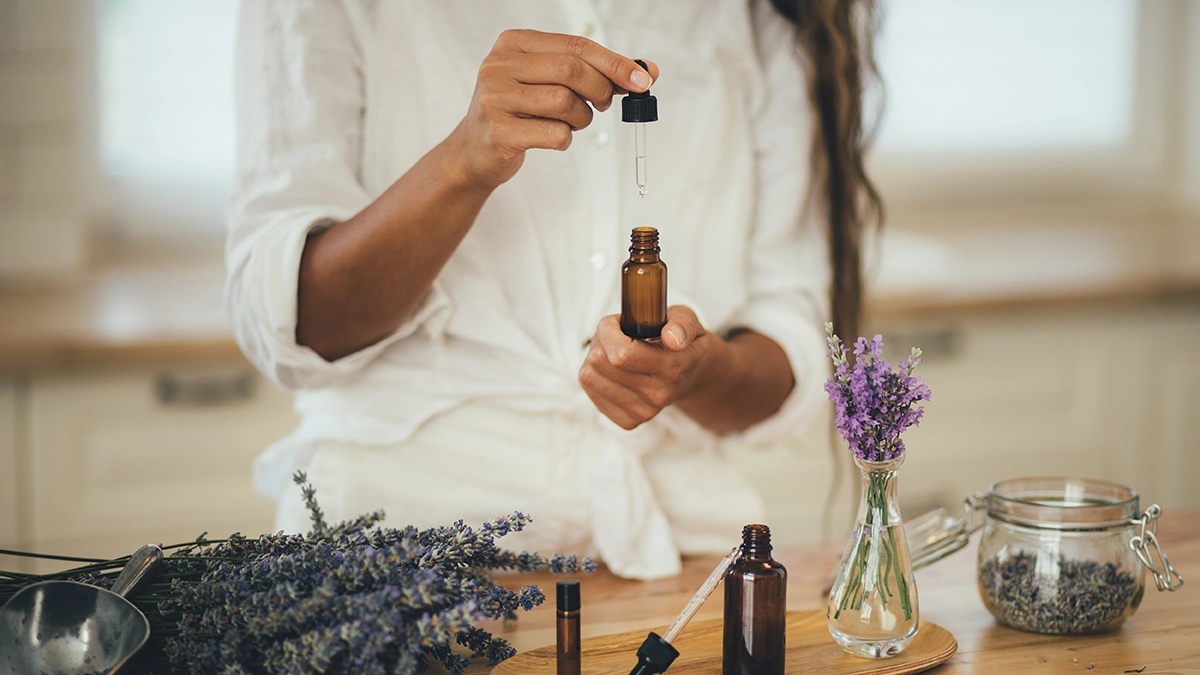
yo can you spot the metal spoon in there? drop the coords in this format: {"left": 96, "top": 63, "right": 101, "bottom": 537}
{"left": 0, "top": 544, "right": 163, "bottom": 675}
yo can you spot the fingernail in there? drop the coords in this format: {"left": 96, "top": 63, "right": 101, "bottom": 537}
{"left": 630, "top": 68, "right": 651, "bottom": 91}
{"left": 667, "top": 325, "right": 685, "bottom": 347}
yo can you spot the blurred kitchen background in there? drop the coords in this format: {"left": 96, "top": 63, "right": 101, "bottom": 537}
{"left": 0, "top": 0, "right": 1197, "bottom": 567}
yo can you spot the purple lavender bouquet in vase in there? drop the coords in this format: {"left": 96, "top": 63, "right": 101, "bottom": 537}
{"left": 824, "top": 323, "right": 931, "bottom": 658}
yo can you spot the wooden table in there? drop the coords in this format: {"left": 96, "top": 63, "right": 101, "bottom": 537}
{"left": 474, "top": 510, "right": 1199, "bottom": 674}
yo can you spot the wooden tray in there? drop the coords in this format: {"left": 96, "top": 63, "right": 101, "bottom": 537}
{"left": 493, "top": 610, "right": 957, "bottom": 675}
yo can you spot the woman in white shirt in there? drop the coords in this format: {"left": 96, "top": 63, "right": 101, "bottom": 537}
{"left": 228, "top": 0, "right": 881, "bottom": 580}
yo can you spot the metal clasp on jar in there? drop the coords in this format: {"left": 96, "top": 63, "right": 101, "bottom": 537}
{"left": 1130, "top": 504, "right": 1184, "bottom": 592}
{"left": 963, "top": 492, "right": 987, "bottom": 536}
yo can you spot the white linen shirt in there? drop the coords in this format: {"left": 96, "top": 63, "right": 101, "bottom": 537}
{"left": 228, "top": 0, "right": 831, "bottom": 579}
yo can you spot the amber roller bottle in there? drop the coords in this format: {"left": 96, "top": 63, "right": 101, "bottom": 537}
{"left": 723, "top": 524, "right": 787, "bottom": 675}
{"left": 620, "top": 227, "right": 667, "bottom": 339}
{"left": 557, "top": 580, "right": 581, "bottom": 675}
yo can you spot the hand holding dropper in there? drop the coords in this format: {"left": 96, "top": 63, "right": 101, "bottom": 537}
{"left": 622, "top": 59, "right": 658, "bottom": 198}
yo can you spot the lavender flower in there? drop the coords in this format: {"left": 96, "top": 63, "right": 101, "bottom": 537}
{"left": 824, "top": 322, "right": 930, "bottom": 462}
{"left": 9, "top": 472, "right": 595, "bottom": 675}
{"left": 824, "top": 326, "right": 929, "bottom": 624}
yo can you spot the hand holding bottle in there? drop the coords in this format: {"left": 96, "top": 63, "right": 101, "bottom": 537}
{"left": 579, "top": 306, "right": 719, "bottom": 430}
{"left": 580, "top": 311, "right": 797, "bottom": 434}
{"left": 446, "top": 30, "right": 658, "bottom": 189}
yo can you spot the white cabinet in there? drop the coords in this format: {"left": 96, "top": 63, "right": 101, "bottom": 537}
{"left": 22, "top": 364, "right": 298, "bottom": 563}
{"left": 1105, "top": 304, "right": 1200, "bottom": 511}
{"left": 0, "top": 380, "right": 19, "bottom": 549}
{"left": 730, "top": 299, "right": 1200, "bottom": 547}
{"left": 1159, "top": 351, "right": 1200, "bottom": 507}
{"left": 874, "top": 301, "right": 1200, "bottom": 517}
{"left": 877, "top": 308, "right": 1117, "bottom": 515}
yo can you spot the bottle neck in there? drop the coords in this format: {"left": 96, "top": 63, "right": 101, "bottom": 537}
{"left": 629, "top": 227, "right": 660, "bottom": 262}
{"left": 855, "top": 462, "right": 903, "bottom": 528}
{"left": 628, "top": 248, "right": 660, "bottom": 263}
{"left": 739, "top": 524, "right": 773, "bottom": 560}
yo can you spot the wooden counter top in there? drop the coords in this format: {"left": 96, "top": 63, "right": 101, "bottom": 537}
{"left": 472, "top": 509, "right": 1199, "bottom": 674}
{"left": 867, "top": 217, "right": 1200, "bottom": 318}
{"left": 1, "top": 218, "right": 1198, "bottom": 373}
{"left": 0, "top": 254, "right": 244, "bottom": 372}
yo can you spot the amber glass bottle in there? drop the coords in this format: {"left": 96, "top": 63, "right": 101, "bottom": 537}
{"left": 557, "top": 580, "right": 581, "bottom": 675}
{"left": 723, "top": 524, "right": 787, "bottom": 675}
{"left": 620, "top": 227, "right": 667, "bottom": 339}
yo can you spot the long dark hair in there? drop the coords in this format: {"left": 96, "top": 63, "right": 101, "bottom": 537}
{"left": 768, "top": 0, "right": 883, "bottom": 342}
{"left": 768, "top": 0, "right": 883, "bottom": 536}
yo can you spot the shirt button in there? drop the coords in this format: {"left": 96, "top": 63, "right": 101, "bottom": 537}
{"left": 590, "top": 252, "right": 606, "bottom": 271}
{"left": 580, "top": 23, "right": 595, "bottom": 38}
{"left": 591, "top": 130, "right": 610, "bottom": 147}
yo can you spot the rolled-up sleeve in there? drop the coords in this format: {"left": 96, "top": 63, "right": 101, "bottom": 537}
{"left": 720, "top": 0, "right": 831, "bottom": 447}
{"left": 226, "top": 0, "right": 449, "bottom": 391}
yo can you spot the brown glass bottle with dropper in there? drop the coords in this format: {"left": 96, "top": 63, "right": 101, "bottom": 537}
{"left": 621, "top": 227, "right": 667, "bottom": 339}
{"left": 723, "top": 524, "right": 787, "bottom": 675}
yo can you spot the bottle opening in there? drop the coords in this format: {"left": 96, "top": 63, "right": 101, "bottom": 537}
{"left": 630, "top": 227, "right": 659, "bottom": 251}
{"left": 741, "top": 523, "right": 772, "bottom": 552}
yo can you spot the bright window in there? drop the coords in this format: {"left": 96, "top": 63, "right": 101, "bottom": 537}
{"left": 96, "top": 0, "right": 239, "bottom": 240}
{"left": 91, "top": 0, "right": 1155, "bottom": 240}
{"left": 874, "top": 0, "right": 1138, "bottom": 154}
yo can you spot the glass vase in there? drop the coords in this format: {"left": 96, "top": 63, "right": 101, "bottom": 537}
{"left": 827, "top": 456, "right": 919, "bottom": 658}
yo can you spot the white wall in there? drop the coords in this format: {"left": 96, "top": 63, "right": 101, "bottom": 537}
{"left": 0, "top": 0, "right": 87, "bottom": 282}
{"left": 1181, "top": 1, "right": 1200, "bottom": 210}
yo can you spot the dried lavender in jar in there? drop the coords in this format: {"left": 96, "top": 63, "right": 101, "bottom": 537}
{"left": 980, "top": 552, "right": 1140, "bottom": 634}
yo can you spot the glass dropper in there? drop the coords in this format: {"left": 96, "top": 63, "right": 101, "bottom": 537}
{"left": 625, "top": 547, "right": 740, "bottom": 675}
{"left": 622, "top": 59, "right": 657, "bottom": 199}
{"left": 635, "top": 122, "right": 648, "bottom": 197}
{"left": 664, "top": 546, "right": 739, "bottom": 643}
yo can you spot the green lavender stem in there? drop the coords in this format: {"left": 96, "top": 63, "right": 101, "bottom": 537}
{"left": 835, "top": 468, "right": 913, "bottom": 622}
{"left": 887, "top": 524, "right": 913, "bottom": 621}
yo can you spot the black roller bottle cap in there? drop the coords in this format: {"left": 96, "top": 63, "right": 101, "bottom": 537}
{"left": 557, "top": 579, "right": 581, "bottom": 612}
{"left": 626, "top": 631, "right": 679, "bottom": 675}
{"left": 622, "top": 59, "right": 658, "bottom": 123}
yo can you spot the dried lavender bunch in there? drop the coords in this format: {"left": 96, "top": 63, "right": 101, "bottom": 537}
{"left": 824, "top": 322, "right": 930, "bottom": 462}
{"left": 6, "top": 472, "right": 593, "bottom": 675}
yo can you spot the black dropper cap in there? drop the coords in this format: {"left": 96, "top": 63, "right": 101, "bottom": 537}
{"left": 557, "top": 579, "right": 581, "bottom": 612}
{"left": 626, "top": 632, "right": 679, "bottom": 675}
{"left": 622, "top": 59, "right": 658, "bottom": 123}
